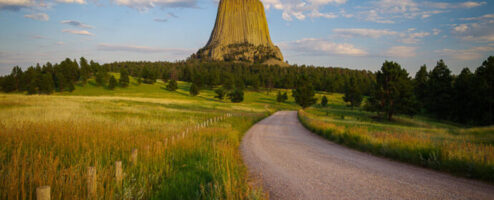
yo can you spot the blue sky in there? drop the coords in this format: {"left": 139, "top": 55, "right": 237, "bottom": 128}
{"left": 0, "top": 0, "right": 493, "bottom": 75}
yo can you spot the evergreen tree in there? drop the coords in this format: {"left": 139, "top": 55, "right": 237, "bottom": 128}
{"left": 452, "top": 68, "right": 475, "bottom": 123}
{"left": 366, "top": 61, "right": 417, "bottom": 120}
{"left": 276, "top": 91, "right": 284, "bottom": 102}
{"left": 343, "top": 77, "right": 363, "bottom": 109}
{"left": 282, "top": 92, "right": 288, "bottom": 102}
{"left": 228, "top": 88, "right": 244, "bottom": 103}
{"left": 38, "top": 73, "right": 54, "bottom": 94}
{"left": 166, "top": 79, "right": 178, "bottom": 91}
{"left": 190, "top": 83, "right": 200, "bottom": 96}
{"left": 95, "top": 70, "right": 107, "bottom": 86}
{"left": 1, "top": 75, "right": 16, "bottom": 93}
{"left": 80, "top": 57, "right": 91, "bottom": 84}
{"left": 215, "top": 87, "right": 226, "bottom": 100}
{"left": 414, "top": 65, "right": 428, "bottom": 111}
{"left": 473, "top": 56, "right": 494, "bottom": 125}
{"left": 321, "top": 95, "right": 328, "bottom": 107}
{"left": 425, "top": 60, "right": 453, "bottom": 119}
{"left": 119, "top": 69, "right": 130, "bottom": 87}
{"left": 26, "top": 79, "right": 38, "bottom": 95}
{"left": 108, "top": 76, "right": 117, "bottom": 90}
{"left": 292, "top": 81, "right": 317, "bottom": 109}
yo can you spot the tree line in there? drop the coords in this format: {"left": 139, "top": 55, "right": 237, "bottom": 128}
{"left": 316, "top": 57, "right": 492, "bottom": 126}
{"left": 0, "top": 57, "right": 492, "bottom": 125}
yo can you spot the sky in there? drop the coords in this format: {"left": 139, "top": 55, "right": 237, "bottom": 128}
{"left": 0, "top": 0, "right": 493, "bottom": 75}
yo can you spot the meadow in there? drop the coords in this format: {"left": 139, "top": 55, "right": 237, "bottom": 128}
{"left": 0, "top": 76, "right": 297, "bottom": 200}
{"left": 299, "top": 94, "right": 494, "bottom": 182}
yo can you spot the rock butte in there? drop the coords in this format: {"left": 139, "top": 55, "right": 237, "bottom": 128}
{"left": 194, "top": 0, "right": 285, "bottom": 65}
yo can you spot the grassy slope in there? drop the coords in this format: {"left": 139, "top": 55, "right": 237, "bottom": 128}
{"left": 0, "top": 76, "right": 298, "bottom": 200}
{"left": 299, "top": 95, "right": 494, "bottom": 182}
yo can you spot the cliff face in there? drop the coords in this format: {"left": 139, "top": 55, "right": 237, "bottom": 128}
{"left": 195, "top": 0, "right": 284, "bottom": 63}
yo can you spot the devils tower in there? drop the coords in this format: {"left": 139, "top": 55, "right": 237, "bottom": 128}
{"left": 194, "top": 0, "right": 284, "bottom": 64}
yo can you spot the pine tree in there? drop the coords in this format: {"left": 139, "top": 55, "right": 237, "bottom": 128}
{"left": 80, "top": 57, "right": 91, "bottom": 84}
{"left": 108, "top": 76, "right": 117, "bottom": 90}
{"left": 119, "top": 69, "right": 130, "bottom": 87}
{"left": 276, "top": 91, "right": 284, "bottom": 102}
{"left": 343, "top": 77, "right": 363, "bottom": 109}
{"left": 425, "top": 60, "right": 453, "bottom": 119}
{"left": 38, "top": 73, "right": 54, "bottom": 94}
{"left": 366, "top": 61, "right": 417, "bottom": 120}
{"left": 321, "top": 96, "right": 328, "bottom": 107}
{"left": 292, "top": 81, "right": 317, "bottom": 109}
{"left": 166, "top": 80, "right": 178, "bottom": 91}
{"left": 414, "top": 65, "right": 428, "bottom": 111}
{"left": 190, "top": 83, "right": 200, "bottom": 96}
{"left": 228, "top": 88, "right": 244, "bottom": 103}
{"left": 215, "top": 87, "right": 226, "bottom": 100}
{"left": 95, "top": 70, "right": 108, "bottom": 86}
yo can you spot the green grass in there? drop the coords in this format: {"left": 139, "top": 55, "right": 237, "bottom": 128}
{"left": 0, "top": 76, "right": 298, "bottom": 199}
{"left": 299, "top": 96, "right": 494, "bottom": 182}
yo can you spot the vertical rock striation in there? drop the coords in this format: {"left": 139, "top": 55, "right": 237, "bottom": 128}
{"left": 194, "top": 0, "right": 284, "bottom": 64}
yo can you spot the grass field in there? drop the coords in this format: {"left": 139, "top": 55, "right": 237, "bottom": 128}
{"left": 1, "top": 74, "right": 493, "bottom": 199}
{"left": 299, "top": 95, "right": 494, "bottom": 182}
{"left": 0, "top": 76, "right": 298, "bottom": 200}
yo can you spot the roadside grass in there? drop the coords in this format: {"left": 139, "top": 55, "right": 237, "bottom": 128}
{"left": 299, "top": 96, "right": 494, "bottom": 182}
{"left": 0, "top": 77, "right": 297, "bottom": 199}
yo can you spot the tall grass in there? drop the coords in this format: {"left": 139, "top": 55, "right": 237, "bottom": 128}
{"left": 299, "top": 109, "right": 494, "bottom": 182}
{"left": 0, "top": 93, "right": 270, "bottom": 199}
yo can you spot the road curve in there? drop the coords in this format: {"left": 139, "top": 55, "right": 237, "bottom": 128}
{"left": 241, "top": 111, "right": 494, "bottom": 200}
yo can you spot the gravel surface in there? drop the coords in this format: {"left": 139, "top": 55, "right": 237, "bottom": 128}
{"left": 241, "top": 111, "right": 494, "bottom": 200}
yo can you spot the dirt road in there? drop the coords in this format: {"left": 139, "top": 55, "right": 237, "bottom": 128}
{"left": 241, "top": 111, "right": 494, "bottom": 200}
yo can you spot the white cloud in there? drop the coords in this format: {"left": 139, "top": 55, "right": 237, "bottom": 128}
{"left": 333, "top": 28, "right": 398, "bottom": 38}
{"left": 62, "top": 29, "right": 94, "bottom": 36}
{"left": 461, "top": 14, "right": 494, "bottom": 21}
{"left": 435, "top": 46, "right": 494, "bottom": 60}
{"left": 112, "top": 0, "right": 198, "bottom": 11}
{"left": 309, "top": 9, "right": 337, "bottom": 19}
{"left": 97, "top": 43, "right": 193, "bottom": 55}
{"left": 280, "top": 38, "right": 368, "bottom": 56}
{"left": 426, "top": 1, "right": 486, "bottom": 9}
{"left": 400, "top": 31, "right": 430, "bottom": 44}
{"left": 385, "top": 46, "right": 417, "bottom": 58}
{"left": 56, "top": 0, "right": 86, "bottom": 4}
{"left": 0, "top": 0, "right": 48, "bottom": 10}
{"left": 332, "top": 27, "right": 432, "bottom": 43}
{"left": 24, "top": 13, "right": 49, "bottom": 21}
{"left": 261, "top": 0, "right": 346, "bottom": 21}
{"left": 61, "top": 20, "right": 93, "bottom": 28}
{"left": 432, "top": 28, "right": 441, "bottom": 35}
{"left": 356, "top": 1, "right": 485, "bottom": 24}
{"left": 453, "top": 24, "right": 469, "bottom": 33}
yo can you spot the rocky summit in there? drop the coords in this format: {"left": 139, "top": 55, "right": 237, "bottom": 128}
{"left": 193, "top": 0, "right": 284, "bottom": 64}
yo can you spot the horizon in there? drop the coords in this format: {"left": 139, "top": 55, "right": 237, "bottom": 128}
{"left": 1, "top": 0, "right": 493, "bottom": 75}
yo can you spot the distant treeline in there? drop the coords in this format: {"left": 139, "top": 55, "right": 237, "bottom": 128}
{"left": 0, "top": 57, "right": 492, "bottom": 125}
{"left": 104, "top": 61, "right": 376, "bottom": 95}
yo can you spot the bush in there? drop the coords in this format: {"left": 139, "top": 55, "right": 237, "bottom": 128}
{"left": 166, "top": 80, "right": 178, "bottom": 91}
{"left": 228, "top": 88, "right": 244, "bottom": 103}
{"left": 108, "top": 75, "right": 117, "bottom": 90}
{"left": 215, "top": 87, "right": 226, "bottom": 100}
{"left": 189, "top": 83, "right": 199, "bottom": 96}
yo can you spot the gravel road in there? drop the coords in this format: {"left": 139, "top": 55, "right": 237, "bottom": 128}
{"left": 240, "top": 111, "right": 494, "bottom": 200}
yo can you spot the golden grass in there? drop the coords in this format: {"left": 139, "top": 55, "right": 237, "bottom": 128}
{"left": 0, "top": 94, "right": 268, "bottom": 199}
{"left": 299, "top": 109, "right": 494, "bottom": 182}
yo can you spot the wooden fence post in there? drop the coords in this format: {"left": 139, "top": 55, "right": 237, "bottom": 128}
{"left": 36, "top": 186, "right": 50, "bottom": 200}
{"left": 87, "top": 166, "right": 97, "bottom": 198}
{"left": 130, "top": 149, "right": 138, "bottom": 165}
{"left": 115, "top": 161, "right": 123, "bottom": 185}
